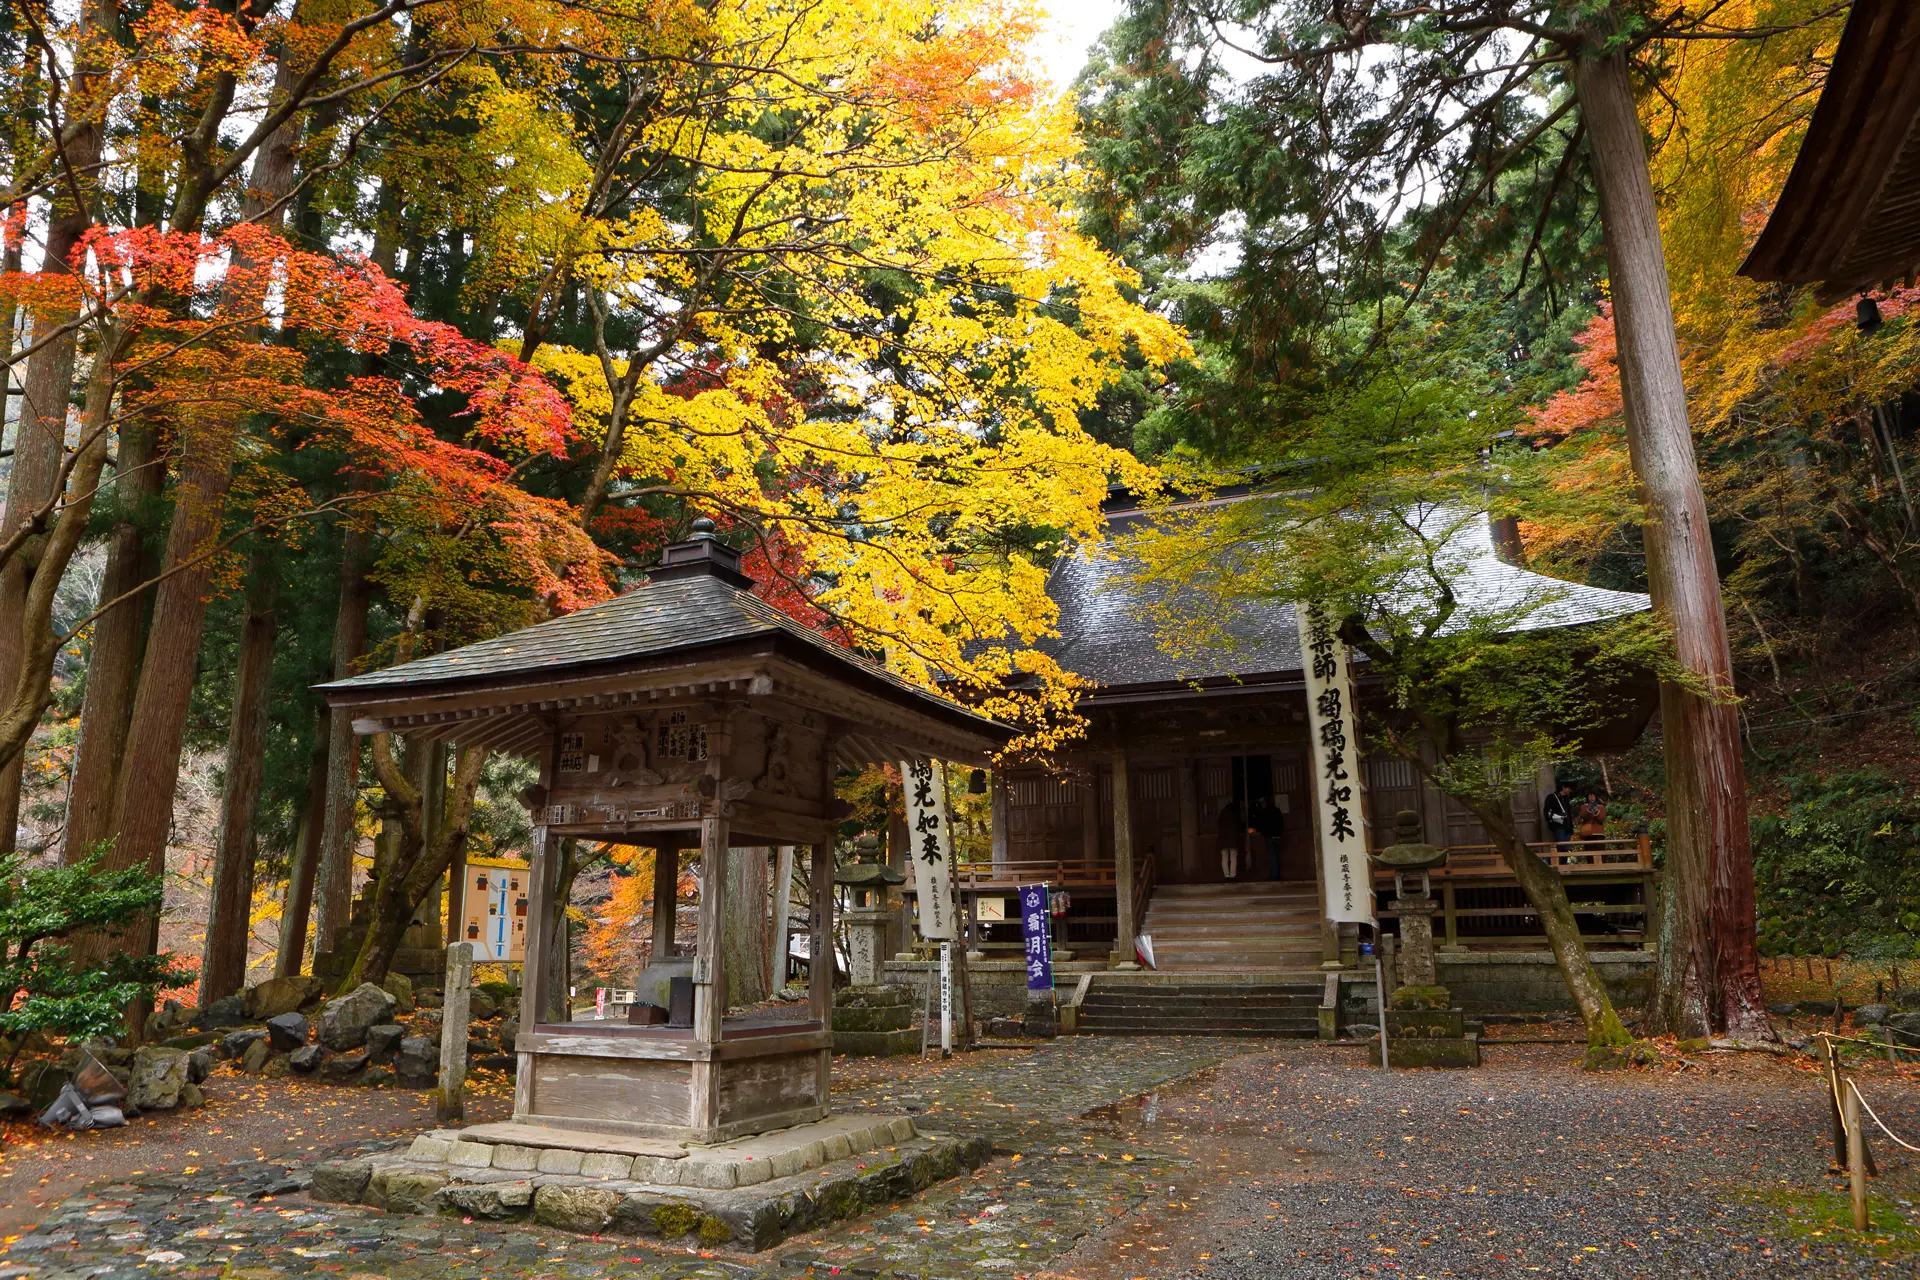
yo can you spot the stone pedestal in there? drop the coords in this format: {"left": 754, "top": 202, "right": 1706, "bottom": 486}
{"left": 831, "top": 985, "right": 918, "bottom": 1055}
{"left": 1370, "top": 810, "right": 1480, "bottom": 1069}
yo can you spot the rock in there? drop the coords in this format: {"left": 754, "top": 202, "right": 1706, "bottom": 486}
{"left": 1765, "top": 1001, "right": 1796, "bottom": 1016}
{"left": 397, "top": 1036, "right": 439, "bottom": 1087}
{"left": 418, "top": 990, "right": 444, "bottom": 1009}
{"left": 240, "top": 1038, "right": 272, "bottom": 1075}
{"left": 438, "top": 1180, "right": 533, "bottom": 1219}
{"left": 38, "top": 1082, "right": 90, "bottom": 1128}
{"left": 145, "top": 1001, "right": 186, "bottom": 1038}
{"left": 310, "top": 1158, "right": 373, "bottom": 1204}
{"left": 186, "top": 1048, "right": 214, "bottom": 1084}
{"left": 1895, "top": 987, "right": 1920, "bottom": 1011}
{"left": 469, "top": 989, "right": 498, "bottom": 1021}
{"left": 22, "top": 1062, "right": 71, "bottom": 1109}
{"left": 179, "top": 1082, "right": 205, "bottom": 1109}
{"left": 532, "top": 1184, "right": 618, "bottom": 1233}
{"left": 381, "top": 972, "right": 415, "bottom": 1013}
{"left": 362, "top": 1066, "right": 395, "bottom": 1088}
{"left": 499, "top": 1015, "right": 519, "bottom": 1047}
{"left": 0, "top": 1090, "right": 29, "bottom": 1116}
{"left": 74, "top": 1052, "right": 126, "bottom": 1105}
{"left": 243, "top": 975, "right": 324, "bottom": 1021}
{"left": 1855, "top": 1003, "right": 1892, "bottom": 1026}
{"left": 289, "top": 1044, "right": 326, "bottom": 1073}
{"left": 1797, "top": 999, "right": 1836, "bottom": 1016}
{"left": 263, "top": 1054, "right": 291, "bottom": 1080}
{"left": 265, "top": 1012, "right": 309, "bottom": 1053}
{"left": 318, "top": 983, "right": 398, "bottom": 1050}
{"left": 219, "top": 1028, "right": 269, "bottom": 1060}
{"left": 196, "top": 994, "right": 248, "bottom": 1030}
{"left": 474, "top": 1053, "right": 516, "bottom": 1074}
{"left": 367, "top": 1023, "right": 405, "bottom": 1064}
{"left": 87, "top": 1105, "right": 127, "bottom": 1128}
{"left": 129, "top": 1046, "right": 190, "bottom": 1110}
{"left": 467, "top": 1037, "right": 492, "bottom": 1060}
{"left": 321, "top": 1050, "right": 368, "bottom": 1079}
{"left": 378, "top": 1167, "right": 448, "bottom": 1214}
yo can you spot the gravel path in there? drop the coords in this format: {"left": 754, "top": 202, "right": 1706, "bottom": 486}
{"left": 3, "top": 1038, "right": 1915, "bottom": 1279}
{"left": 1041, "top": 1042, "right": 1920, "bottom": 1279}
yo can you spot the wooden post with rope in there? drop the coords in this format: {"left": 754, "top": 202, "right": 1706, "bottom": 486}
{"left": 1845, "top": 1080, "right": 1869, "bottom": 1230}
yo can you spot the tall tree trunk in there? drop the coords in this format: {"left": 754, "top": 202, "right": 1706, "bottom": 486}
{"left": 200, "top": 555, "right": 278, "bottom": 1004}
{"left": 723, "top": 846, "right": 771, "bottom": 1007}
{"left": 0, "top": 27, "right": 107, "bottom": 852}
{"left": 1466, "top": 797, "right": 1630, "bottom": 1053}
{"left": 1575, "top": 50, "right": 1771, "bottom": 1042}
{"left": 341, "top": 741, "right": 485, "bottom": 990}
{"left": 276, "top": 727, "right": 330, "bottom": 977}
{"left": 62, "top": 416, "right": 164, "bottom": 862}
{"left": 314, "top": 528, "right": 373, "bottom": 957}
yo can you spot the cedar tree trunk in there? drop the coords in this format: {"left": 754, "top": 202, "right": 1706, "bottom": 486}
{"left": 199, "top": 557, "right": 279, "bottom": 1004}
{"left": 342, "top": 739, "right": 485, "bottom": 990}
{"left": 313, "top": 526, "right": 373, "bottom": 956}
{"left": 723, "top": 846, "right": 771, "bottom": 1007}
{"left": 1574, "top": 51, "right": 1771, "bottom": 1041}
{"left": 62, "top": 416, "right": 164, "bottom": 862}
{"left": 276, "top": 729, "right": 330, "bottom": 977}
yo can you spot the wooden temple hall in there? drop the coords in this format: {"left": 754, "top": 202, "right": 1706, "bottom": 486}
{"left": 930, "top": 492, "right": 1660, "bottom": 971}
{"left": 323, "top": 523, "right": 1006, "bottom": 1144}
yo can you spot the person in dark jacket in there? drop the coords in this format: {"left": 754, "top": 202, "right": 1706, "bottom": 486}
{"left": 1249, "top": 795, "right": 1287, "bottom": 880}
{"left": 1216, "top": 799, "right": 1244, "bottom": 879}
{"left": 1543, "top": 782, "right": 1575, "bottom": 851}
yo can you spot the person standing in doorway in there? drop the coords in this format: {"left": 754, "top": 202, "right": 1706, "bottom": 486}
{"left": 1250, "top": 795, "right": 1287, "bottom": 880}
{"left": 1543, "top": 782, "right": 1575, "bottom": 851}
{"left": 1216, "top": 798, "right": 1244, "bottom": 880}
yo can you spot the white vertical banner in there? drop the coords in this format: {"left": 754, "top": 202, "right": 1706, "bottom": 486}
{"left": 901, "top": 757, "right": 958, "bottom": 941}
{"left": 939, "top": 942, "right": 953, "bottom": 1054}
{"left": 1297, "top": 603, "right": 1376, "bottom": 924}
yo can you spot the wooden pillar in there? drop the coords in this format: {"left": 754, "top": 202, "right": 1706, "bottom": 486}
{"left": 650, "top": 842, "right": 679, "bottom": 961}
{"left": 692, "top": 816, "right": 730, "bottom": 1044}
{"left": 1080, "top": 765, "right": 1100, "bottom": 867}
{"left": 513, "top": 821, "right": 558, "bottom": 1121}
{"left": 1111, "top": 747, "right": 1137, "bottom": 968}
{"left": 1442, "top": 879, "right": 1459, "bottom": 949}
{"left": 1177, "top": 758, "right": 1199, "bottom": 883}
{"left": 809, "top": 739, "right": 838, "bottom": 1108}
{"left": 772, "top": 844, "right": 795, "bottom": 988}
{"left": 1310, "top": 789, "right": 1340, "bottom": 969}
{"left": 990, "top": 771, "right": 1009, "bottom": 870}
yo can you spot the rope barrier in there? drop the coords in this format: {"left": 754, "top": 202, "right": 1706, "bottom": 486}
{"left": 1848, "top": 1080, "right": 1920, "bottom": 1155}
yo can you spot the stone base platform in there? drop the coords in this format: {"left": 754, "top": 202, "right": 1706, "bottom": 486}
{"left": 310, "top": 1114, "right": 989, "bottom": 1252}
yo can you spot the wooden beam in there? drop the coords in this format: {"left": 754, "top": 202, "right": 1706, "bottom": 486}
{"left": 1111, "top": 747, "right": 1136, "bottom": 966}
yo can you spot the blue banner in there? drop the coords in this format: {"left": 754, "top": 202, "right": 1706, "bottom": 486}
{"left": 1019, "top": 883, "right": 1053, "bottom": 991}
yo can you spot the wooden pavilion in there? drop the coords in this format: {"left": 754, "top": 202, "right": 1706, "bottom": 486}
{"left": 321, "top": 522, "right": 1006, "bottom": 1144}
{"left": 1740, "top": 0, "right": 1920, "bottom": 298}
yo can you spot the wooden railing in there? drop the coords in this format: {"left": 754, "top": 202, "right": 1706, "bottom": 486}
{"left": 1374, "top": 836, "right": 1653, "bottom": 883}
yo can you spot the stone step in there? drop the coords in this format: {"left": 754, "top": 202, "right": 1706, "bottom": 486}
{"left": 1075, "top": 1022, "right": 1322, "bottom": 1037}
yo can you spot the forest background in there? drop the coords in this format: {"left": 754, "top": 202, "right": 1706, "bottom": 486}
{"left": 1, "top": 0, "right": 1916, "bottom": 1019}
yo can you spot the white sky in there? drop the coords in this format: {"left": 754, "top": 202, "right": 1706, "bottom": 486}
{"left": 1032, "top": 0, "right": 1128, "bottom": 91}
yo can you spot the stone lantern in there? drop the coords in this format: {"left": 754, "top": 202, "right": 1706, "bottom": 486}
{"left": 1370, "top": 810, "right": 1479, "bottom": 1068}
{"left": 832, "top": 838, "right": 917, "bottom": 1055}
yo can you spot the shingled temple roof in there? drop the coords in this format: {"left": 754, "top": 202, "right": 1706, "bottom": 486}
{"left": 1739, "top": 0, "right": 1920, "bottom": 299}
{"left": 319, "top": 532, "right": 1003, "bottom": 752}
{"left": 1039, "top": 501, "right": 1651, "bottom": 696}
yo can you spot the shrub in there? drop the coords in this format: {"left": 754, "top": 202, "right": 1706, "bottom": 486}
{"left": 1752, "top": 770, "right": 1920, "bottom": 958}
{"left": 0, "top": 845, "right": 192, "bottom": 1077}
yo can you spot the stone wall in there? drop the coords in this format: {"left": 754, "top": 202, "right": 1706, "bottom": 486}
{"left": 883, "top": 960, "right": 1100, "bottom": 1019}
{"left": 884, "top": 951, "right": 1655, "bottom": 1022}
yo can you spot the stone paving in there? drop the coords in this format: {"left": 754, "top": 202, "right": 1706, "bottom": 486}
{"left": 0, "top": 1038, "right": 1242, "bottom": 1280}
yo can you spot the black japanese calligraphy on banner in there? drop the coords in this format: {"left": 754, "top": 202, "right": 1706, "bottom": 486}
{"left": 900, "top": 757, "right": 958, "bottom": 941}
{"left": 1296, "top": 604, "right": 1376, "bottom": 925}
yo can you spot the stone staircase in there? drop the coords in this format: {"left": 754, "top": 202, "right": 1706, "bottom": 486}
{"left": 1075, "top": 974, "right": 1329, "bottom": 1037}
{"left": 1138, "top": 881, "right": 1325, "bottom": 970}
